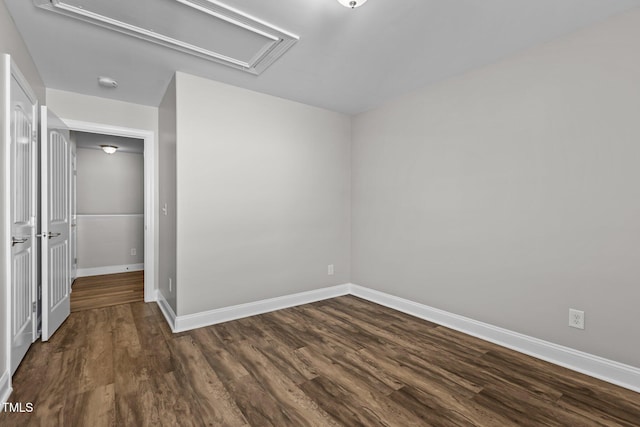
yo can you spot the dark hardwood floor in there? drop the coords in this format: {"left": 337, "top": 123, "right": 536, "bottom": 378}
{"left": 2, "top": 295, "right": 639, "bottom": 426}
{"left": 71, "top": 271, "right": 144, "bottom": 312}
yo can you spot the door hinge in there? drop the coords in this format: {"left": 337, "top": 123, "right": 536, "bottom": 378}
{"left": 32, "top": 301, "right": 37, "bottom": 313}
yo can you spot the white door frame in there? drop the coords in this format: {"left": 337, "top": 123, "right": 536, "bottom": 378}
{"left": 61, "top": 119, "right": 156, "bottom": 303}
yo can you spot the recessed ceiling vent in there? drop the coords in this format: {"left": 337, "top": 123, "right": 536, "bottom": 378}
{"left": 34, "top": 0, "right": 299, "bottom": 75}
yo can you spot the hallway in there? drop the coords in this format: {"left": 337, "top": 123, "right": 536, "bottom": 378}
{"left": 71, "top": 271, "right": 144, "bottom": 312}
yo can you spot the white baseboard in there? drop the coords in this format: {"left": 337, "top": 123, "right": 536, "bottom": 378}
{"left": 348, "top": 283, "right": 640, "bottom": 393}
{"left": 0, "top": 370, "right": 11, "bottom": 405}
{"left": 173, "top": 284, "right": 351, "bottom": 333}
{"left": 156, "top": 290, "right": 176, "bottom": 332}
{"left": 154, "top": 281, "right": 639, "bottom": 393}
{"left": 144, "top": 284, "right": 157, "bottom": 303}
{"left": 76, "top": 263, "right": 144, "bottom": 278}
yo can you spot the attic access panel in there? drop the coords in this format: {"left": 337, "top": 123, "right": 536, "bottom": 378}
{"left": 34, "top": 0, "right": 299, "bottom": 74}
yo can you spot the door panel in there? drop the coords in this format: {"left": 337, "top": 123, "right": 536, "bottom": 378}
{"left": 70, "top": 143, "right": 77, "bottom": 280}
{"left": 8, "top": 66, "right": 38, "bottom": 374}
{"left": 41, "top": 107, "right": 71, "bottom": 342}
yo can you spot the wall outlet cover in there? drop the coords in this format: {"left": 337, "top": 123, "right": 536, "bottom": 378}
{"left": 569, "top": 308, "right": 585, "bottom": 329}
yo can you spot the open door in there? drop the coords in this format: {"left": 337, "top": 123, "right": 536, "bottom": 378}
{"left": 5, "top": 56, "right": 39, "bottom": 374}
{"left": 40, "top": 106, "right": 71, "bottom": 341}
{"left": 70, "top": 142, "right": 77, "bottom": 281}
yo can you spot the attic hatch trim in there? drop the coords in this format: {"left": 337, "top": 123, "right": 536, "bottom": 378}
{"left": 34, "top": 0, "right": 299, "bottom": 75}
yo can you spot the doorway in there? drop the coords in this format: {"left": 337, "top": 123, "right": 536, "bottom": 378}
{"left": 70, "top": 131, "right": 146, "bottom": 310}
{"left": 60, "top": 120, "right": 156, "bottom": 304}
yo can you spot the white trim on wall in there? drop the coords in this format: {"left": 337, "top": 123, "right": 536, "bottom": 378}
{"left": 76, "top": 263, "right": 144, "bottom": 278}
{"left": 0, "top": 369, "right": 11, "bottom": 406}
{"left": 76, "top": 214, "right": 144, "bottom": 217}
{"left": 157, "top": 282, "right": 640, "bottom": 393}
{"left": 60, "top": 119, "right": 156, "bottom": 302}
{"left": 349, "top": 284, "right": 640, "bottom": 394}
{"left": 170, "top": 284, "right": 350, "bottom": 333}
{"left": 156, "top": 290, "right": 176, "bottom": 331}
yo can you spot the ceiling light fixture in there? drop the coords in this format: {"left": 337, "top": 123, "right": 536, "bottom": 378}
{"left": 338, "top": 0, "right": 368, "bottom": 8}
{"left": 100, "top": 145, "right": 118, "bottom": 154}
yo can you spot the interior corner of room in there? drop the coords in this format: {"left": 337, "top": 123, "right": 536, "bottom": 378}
{"left": 2, "top": 0, "right": 640, "bottom": 415}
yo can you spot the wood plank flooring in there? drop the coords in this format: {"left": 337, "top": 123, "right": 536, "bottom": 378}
{"left": 71, "top": 271, "right": 144, "bottom": 312}
{"left": 2, "top": 295, "right": 639, "bottom": 426}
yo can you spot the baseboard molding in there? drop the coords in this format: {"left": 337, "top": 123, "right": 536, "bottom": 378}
{"left": 0, "top": 370, "right": 11, "bottom": 405}
{"left": 156, "top": 290, "right": 177, "bottom": 332}
{"left": 76, "top": 263, "right": 144, "bottom": 277}
{"left": 154, "top": 281, "right": 639, "bottom": 393}
{"left": 348, "top": 283, "right": 640, "bottom": 393}
{"left": 144, "top": 284, "right": 157, "bottom": 303}
{"left": 173, "top": 284, "right": 351, "bottom": 333}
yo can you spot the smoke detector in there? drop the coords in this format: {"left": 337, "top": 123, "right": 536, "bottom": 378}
{"left": 98, "top": 76, "right": 118, "bottom": 88}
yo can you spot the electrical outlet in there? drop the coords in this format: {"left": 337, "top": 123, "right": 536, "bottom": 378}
{"left": 131, "top": 248, "right": 136, "bottom": 256}
{"left": 328, "top": 264, "right": 334, "bottom": 276}
{"left": 569, "top": 309, "right": 585, "bottom": 329}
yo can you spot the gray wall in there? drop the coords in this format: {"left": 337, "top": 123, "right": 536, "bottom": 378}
{"left": 77, "top": 145, "right": 143, "bottom": 214}
{"left": 0, "top": 2, "right": 45, "bottom": 103}
{"left": 158, "top": 76, "right": 177, "bottom": 312}
{"left": 352, "top": 8, "right": 640, "bottom": 368}
{"left": 175, "top": 73, "right": 351, "bottom": 316}
{"left": 0, "top": 1, "right": 45, "bottom": 387}
{"left": 76, "top": 145, "right": 144, "bottom": 270}
{"left": 46, "top": 89, "right": 158, "bottom": 135}
{"left": 76, "top": 216, "right": 144, "bottom": 269}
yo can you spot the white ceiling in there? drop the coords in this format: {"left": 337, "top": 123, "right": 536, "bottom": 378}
{"left": 6, "top": 0, "right": 640, "bottom": 114}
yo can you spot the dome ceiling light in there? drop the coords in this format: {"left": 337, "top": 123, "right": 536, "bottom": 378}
{"left": 100, "top": 145, "right": 118, "bottom": 154}
{"left": 337, "top": 0, "right": 368, "bottom": 8}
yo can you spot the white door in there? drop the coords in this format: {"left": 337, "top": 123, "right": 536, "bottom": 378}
{"left": 7, "top": 59, "right": 38, "bottom": 374}
{"left": 40, "top": 106, "right": 71, "bottom": 341}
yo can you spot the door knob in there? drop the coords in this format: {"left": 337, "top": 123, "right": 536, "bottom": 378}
{"left": 36, "top": 232, "right": 61, "bottom": 239}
